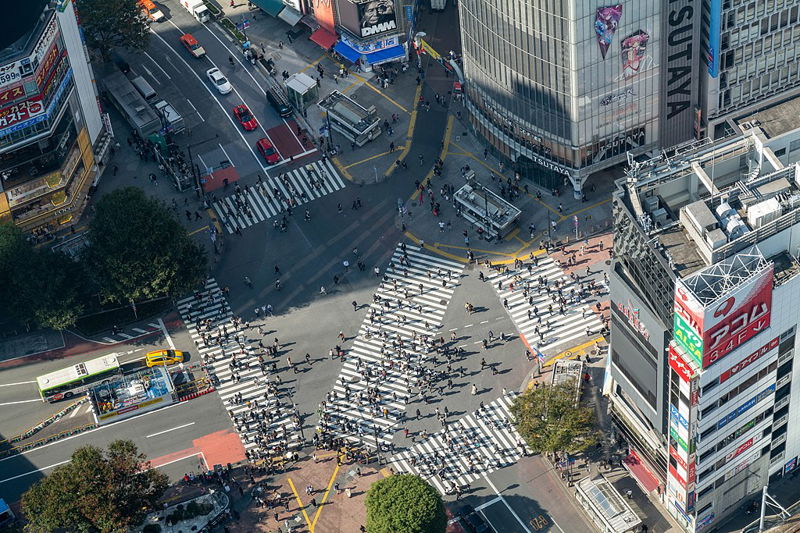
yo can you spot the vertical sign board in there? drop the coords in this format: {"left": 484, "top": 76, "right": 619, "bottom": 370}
{"left": 706, "top": 0, "right": 721, "bottom": 76}
{"left": 674, "top": 280, "right": 705, "bottom": 367}
{"left": 313, "top": 0, "right": 336, "bottom": 34}
{"left": 660, "top": 0, "right": 700, "bottom": 147}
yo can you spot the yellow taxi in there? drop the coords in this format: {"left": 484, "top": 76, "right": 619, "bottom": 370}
{"left": 145, "top": 349, "right": 184, "bottom": 367}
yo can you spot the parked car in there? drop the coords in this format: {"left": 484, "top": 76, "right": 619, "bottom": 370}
{"left": 206, "top": 67, "right": 232, "bottom": 94}
{"left": 256, "top": 138, "right": 280, "bottom": 164}
{"left": 456, "top": 505, "right": 492, "bottom": 533}
{"left": 233, "top": 104, "right": 258, "bottom": 131}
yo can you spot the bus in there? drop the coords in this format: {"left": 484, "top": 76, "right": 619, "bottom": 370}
{"left": 36, "top": 354, "right": 122, "bottom": 402}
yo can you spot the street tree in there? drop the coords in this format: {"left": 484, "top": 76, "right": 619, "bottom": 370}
{"left": 75, "top": 0, "right": 149, "bottom": 59}
{"left": 21, "top": 440, "right": 168, "bottom": 533}
{"left": 83, "top": 187, "right": 207, "bottom": 306}
{"left": 511, "top": 383, "right": 598, "bottom": 455}
{"left": 365, "top": 474, "right": 446, "bottom": 533}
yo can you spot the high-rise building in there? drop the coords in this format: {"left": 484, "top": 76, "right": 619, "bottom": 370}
{"left": 0, "top": 0, "right": 109, "bottom": 236}
{"left": 606, "top": 102, "right": 800, "bottom": 531}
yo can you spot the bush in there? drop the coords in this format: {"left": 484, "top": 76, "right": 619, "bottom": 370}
{"left": 366, "top": 474, "right": 446, "bottom": 533}
{"left": 219, "top": 18, "right": 246, "bottom": 43}
{"left": 202, "top": 0, "right": 220, "bottom": 16}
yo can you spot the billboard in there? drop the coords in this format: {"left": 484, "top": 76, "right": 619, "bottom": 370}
{"left": 354, "top": 0, "right": 398, "bottom": 37}
{"left": 0, "top": 98, "right": 44, "bottom": 131}
{"left": 313, "top": 0, "right": 336, "bottom": 34}
{"left": 621, "top": 30, "right": 650, "bottom": 78}
{"left": 660, "top": 0, "right": 700, "bottom": 147}
{"left": 674, "top": 279, "right": 705, "bottom": 367}
{"left": 594, "top": 5, "right": 622, "bottom": 59}
{"left": 706, "top": 0, "right": 721, "bottom": 76}
{"left": 719, "top": 336, "right": 779, "bottom": 383}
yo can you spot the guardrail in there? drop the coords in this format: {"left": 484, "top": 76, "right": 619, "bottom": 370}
{"left": 0, "top": 423, "right": 97, "bottom": 458}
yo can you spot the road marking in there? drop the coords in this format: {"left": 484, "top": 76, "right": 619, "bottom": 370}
{"left": 196, "top": 153, "right": 209, "bottom": 173}
{"left": 218, "top": 143, "right": 235, "bottom": 166}
{"left": 0, "top": 381, "right": 36, "bottom": 387}
{"left": 474, "top": 496, "right": 502, "bottom": 511}
{"left": 158, "top": 318, "right": 176, "bottom": 351}
{"left": 0, "top": 399, "right": 41, "bottom": 406}
{"left": 287, "top": 477, "right": 314, "bottom": 531}
{"left": 480, "top": 320, "right": 489, "bottom": 324}
{"left": 282, "top": 118, "right": 307, "bottom": 150}
{"left": 483, "top": 473, "right": 532, "bottom": 533}
{"left": 151, "top": 451, "right": 206, "bottom": 470}
{"left": 449, "top": 328, "right": 458, "bottom": 331}
{"left": 310, "top": 463, "right": 340, "bottom": 531}
{"left": 68, "top": 405, "right": 83, "bottom": 418}
{"left": 186, "top": 98, "right": 205, "bottom": 122}
{"left": 146, "top": 422, "right": 196, "bottom": 439}
{"left": 0, "top": 460, "right": 70, "bottom": 484}
{"left": 464, "top": 324, "right": 473, "bottom": 328}
{"left": 141, "top": 64, "right": 159, "bottom": 85}
{"left": 143, "top": 51, "right": 171, "bottom": 79}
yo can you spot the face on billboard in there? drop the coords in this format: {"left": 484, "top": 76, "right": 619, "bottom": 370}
{"left": 594, "top": 5, "right": 622, "bottom": 59}
{"left": 358, "top": 0, "right": 397, "bottom": 37}
{"left": 621, "top": 30, "right": 649, "bottom": 78}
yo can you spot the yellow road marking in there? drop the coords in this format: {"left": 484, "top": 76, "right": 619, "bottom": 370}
{"left": 380, "top": 467, "right": 393, "bottom": 477}
{"left": 385, "top": 84, "right": 422, "bottom": 178}
{"left": 299, "top": 54, "right": 326, "bottom": 74}
{"left": 310, "top": 464, "right": 340, "bottom": 531}
{"left": 344, "top": 149, "right": 394, "bottom": 169}
{"left": 188, "top": 226, "right": 207, "bottom": 236}
{"left": 404, "top": 231, "right": 467, "bottom": 263}
{"left": 287, "top": 477, "right": 314, "bottom": 531}
{"left": 435, "top": 242, "right": 518, "bottom": 257}
{"left": 560, "top": 198, "right": 611, "bottom": 222}
{"left": 543, "top": 337, "right": 605, "bottom": 368}
{"left": 205, "top": 208, "right": 222, "bottom": 234}
{"left": 341, "top": 79, "right": 360, "bottom": 94}
{"left": 332, "top": 157, "right": 355, "bottom": 182}
{"left": 504, "top": 227, "right": 520, "bottom": 241}
{"left": 513, "top": 235, "right": 527, "bottom": 245}
{"left": 352, "top": 75, "right": 409, "bottom": 113}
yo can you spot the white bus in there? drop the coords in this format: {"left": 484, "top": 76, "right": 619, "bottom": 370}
{"left": 37, "top": 354, "right": 122, "bottom": 402}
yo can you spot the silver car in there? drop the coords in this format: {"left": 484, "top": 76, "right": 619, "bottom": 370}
{"left": 206, "top": 67, "right": 232, "bottom": 94}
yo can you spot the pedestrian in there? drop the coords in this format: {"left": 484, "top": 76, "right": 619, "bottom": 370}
{"left": 352, "top": 300, "right": 358, "bottom": 311}
{"left": 320, "top": 286, "right": 327, "bottom": 295}
{"left": 345, "top": 487, "right": 352, "bottom": 498}
{"left": 471, "top": 384, "right": 478, "bottom": 395}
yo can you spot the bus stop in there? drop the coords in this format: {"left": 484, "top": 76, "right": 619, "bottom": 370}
{"left": 285, "top": 72, "right": 318, "bottom": 111}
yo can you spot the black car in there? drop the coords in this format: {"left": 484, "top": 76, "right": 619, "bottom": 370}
{"left": 457, "top": 505, "right": 492, "bottom": 533}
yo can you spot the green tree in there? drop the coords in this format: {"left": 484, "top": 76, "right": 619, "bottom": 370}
{"left": 75, "top": 0, "right": 150, "bottom": 59}
{"left": 0, "top": 223, "right": 84, "bottom": 330}
{"left": 21, "top": 440, "right": 168, "bottom": 533}
{"left": 511, "top": 383, "right": 598, "bottom": 455}
{"left": 83, "top": 187, "right": 207, "bottom": 306}
{"left": 365, "top": 474, "right": 446, "bottom": 533}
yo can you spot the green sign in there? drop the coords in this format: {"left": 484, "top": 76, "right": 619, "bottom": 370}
{"left": 670, "top": 426, "right": 689, "bottom": 452}
{"left": 674, "top": 314, "right": 703, "bottom": 367}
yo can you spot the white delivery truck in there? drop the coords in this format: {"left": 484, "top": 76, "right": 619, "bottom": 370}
{"left": 181, "top": 0, "right": 210, "bottom": 22}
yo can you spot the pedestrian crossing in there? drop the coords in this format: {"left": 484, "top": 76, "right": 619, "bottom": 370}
{"left": 317, "top": 244, "right": 464, "bottom": 450}
{"left": 487, "top": 256, "right": 604, "bottom": 354}
{"left": 389, "top": 393, "right": 530, "bottom": 495}
{"left": 176, "top": 279, "right": 301, "bottom": 458}
{"left": 212, "top": 159, "right": 346, "bottom": 234}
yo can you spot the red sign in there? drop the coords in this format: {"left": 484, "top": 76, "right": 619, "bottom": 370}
{"left": 688, "top": 460, "right": 696, "bottom": 485}
{"left": 670, "top": 445, "right": 688, "bottom": 469}
{"left": 702, "top": 266, "right": 773, "bottom": 368}
{"left": 719, "top": 336, "right": 779, "bottom": 383}
{"left": 35, "top": 43, "right": 61, "bottom": 87}
{"left": 669, "top": 344, "right": 694, "bottom": 382}
{"left": 725, "top": 437, "right": 754, "bottom": 462}
{"left": 0, "top": 98, "right": 44, "bottom": 129}
{"left": 669, "top": 464, "right": 687, "bottom": 488}
{"left": 0, "top": 84, "right": 24, "bottom": 105}
{"left": 616, "top": 300, "right": 650, "bottom": 340}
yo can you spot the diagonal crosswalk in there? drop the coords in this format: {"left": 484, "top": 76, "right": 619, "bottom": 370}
{"left": 389, "top": 393, "right": 530, "bottom": 495}
{"left": 176, "top": 279, "right": 301, "bottom": 459}
{"left": 487, "top": 256, "right": 603, "bottom": 354}
{"left": 212, "top": 159, "right": 346, "bottom": 234}
{"left": 317, "top": 244, "right": 464, "bottom": 450}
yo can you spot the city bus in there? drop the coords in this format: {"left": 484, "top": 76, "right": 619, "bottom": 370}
{"left": 36, "top": 354, "right": 122, "bottom": 402}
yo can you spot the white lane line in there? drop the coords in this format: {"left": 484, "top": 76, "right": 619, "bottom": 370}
{"left": 68, "top": 405, "right": 83, "bottom": 418}
{"left": 0, "top": 381, "right": 36, "bottom": 387}
{"left": 474, "top": 496, "right": 502, "bottom": 511}
{"left": 158, "top": 318, "right": 176, "bottom": 350}
{"left": 197, "top": 153, "right": 209, "bottom": 173}
{"left": 483, "top": 474, "right": 532, "bottom": 533}
{"left": 480, "top": 320, "right": 489, "bottom": 324}
{"left": 145, "top": 422, "right": 195, "bottom": 439}
{"left": 141, "top": 64, "right": 160, "bottom": 85}
{"left": 0, "top": 399, "right": 42, "bottom": 406}
{"left": 152, "top": 452, "right": 202, "bottom": 469}
{"left": 148, "top": 29, "right": 266, "bottom": 173}
{"left": 282, "top": 118, "right": 306, "bottom": 150}
{"left": 186, "top": 98, "right": 205, "bottom": 122}
{"left": 218, "top": 143, "right": 235, "bottom": 166}
{"left": 0, "top": 460, "right": 70, "bottom": 484}
{"left": 143, "top": 51, "right": 172, "bottom": 79}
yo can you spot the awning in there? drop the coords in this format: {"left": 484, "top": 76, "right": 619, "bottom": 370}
{"left": 364, "top": 44, "right": 406, "bottom": 65}
{"left": 277, "top": 7, "right": 303, "bottom": 26}
{"left": 309, "top": 27, "right": 337, "bottom": 50}
{"left": 334, "top": 41, "right": 361, "bottom": 63}
{"left": 252, "top": 0, "right": 284, "bottom": 17}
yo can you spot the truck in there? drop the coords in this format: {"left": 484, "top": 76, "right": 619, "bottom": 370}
{"left": 430, "top": 0, "right": 447, "bottom": 11}
{"left": 153, "top": 100, "right": 185, "bottom": 134}
{"left": 181, "top": 0, "right": 210, "bottom": 22}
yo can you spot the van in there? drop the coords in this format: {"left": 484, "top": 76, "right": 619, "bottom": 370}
{"left": 179, "top": 34, "right": 206, "bottom": 58}
{"left": 131, "top": 76, "right": 157, "bottom": 101}
{"left": 153, "top": 100, "right": 184, "bottom": 134}
{"left": 139, "top": 0, "right": 165, "bottom": 22}
{"left": 266, "top": 87, "right": 292, "bottom": 118}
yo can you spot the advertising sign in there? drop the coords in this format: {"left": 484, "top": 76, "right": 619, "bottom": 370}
{"left": 669, "top": 464, "right": 687, "bottom": 488}
{"left": 719, "top": 336, "right": 779, "bottom": 383}
{"left": 357, "top": 0, "right": 398, "bottom": 37}
{"left": 785, "top": 456, "right": 797, "bottom": 474}
{"left": 0, "top": 85, "right": 25, "bottom": 105}
{"left": 35, "top": 44, "right": 62, "bottom": 88}
{"left": 669, "top": 344, "right": 695, "bottom": 381}
{"left": 702, "top": 265, "right": 773, "bottom": 368}
{"left": 32, "top": 15, "right": 59, "bottom": 67}
{"left": 339, "top": 33, "right": 399, "bottom": 53}
{"left": 670, "top": 404, "right": 689, "bottom": 429}
{"left": 0, "top": 62, "right": 23, "bottom": 90}
{"left": 725, "top": 437, "right": 754, "bottom": 462}
{"left": 670, "top": 445, "right": 688, "bottom": 469}
{"left": 621, "top": 30, "right": 650, "bottom": 78}
{"left": 670, "top": 426, "right": 689, "bottom": 452}
{"left": 313, "top": 0, "right": 336, "bottom": 34}
{"left": 660, "top": 0, "right": 699, "bottom": 147}
{"left": 0, "top": 98, "right": 44, "bottom": 131}
{"left": 706, "top": 0, "right": 721, "bottom": 76}
{"left": 594, "top": 5, "right": 622, "bottom": 59}
{"left": 717, "top": 383, "right": 775, "bottom": 430}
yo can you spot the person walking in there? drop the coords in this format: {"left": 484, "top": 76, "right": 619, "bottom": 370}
{"left": 471, "top": 384, "right": 478, "bottom": 395}
{"left": 352, "top": 300, "right": 358, "bottom": 312}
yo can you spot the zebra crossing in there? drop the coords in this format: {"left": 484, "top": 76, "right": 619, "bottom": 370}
{"left": 317, "top": 244, "right": 464, "bottom": 450}
{"left": 488, "top": 256, "right": 604, "bottom": 354}
{"left": 389, "top": 393, "right": 530, "bottom": 495}
{"left": 212, "top": 159, "right": 346, "bottom": 234}
{"left": 176, "top": 279, "right": 301, "bottom": 457}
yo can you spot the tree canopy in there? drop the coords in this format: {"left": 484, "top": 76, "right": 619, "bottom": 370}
{"left": 510, "top": 383, "right": 598, "bottom": 455}
{"left": 21, "top": 440, "right": 168, "bottom": 533}
{"left": 75, "top": 0, "right": 150, "bottom": 58}
{"left": 83, "top": 187, "right": 207, "bottom": 306}
{"left": 365, "top": 474, "right": 446, "bottom": 533}
{"left": 0, "top": 223, "right": 85, "bottom": 330}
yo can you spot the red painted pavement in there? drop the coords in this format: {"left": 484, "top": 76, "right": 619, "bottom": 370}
{"left": 149, "top": 429, "right": 246, "bottom": 471}
{"left": 623, "top": 449, "right": 661, "bottom": 492}
{"left": 267, "top": 122, "right": 313, "bottom": 160}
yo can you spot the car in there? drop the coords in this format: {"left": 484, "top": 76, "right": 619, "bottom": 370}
{"left": 145, "top": 349, "right": 185, "bottom": 367}
{"left": 233, "top": 104, "right": 258, "bottom": 131}
{"left": 179, "top": 34, "right": 206, "bottom": 58}
{"left": 206, "top": 67, "right": 232, "bottom": 94}
{"left": 256, "top": 138, "right": 280, "bottom": 164}
{"left": 456, "top": 505, "right": 492, "bottom": 533}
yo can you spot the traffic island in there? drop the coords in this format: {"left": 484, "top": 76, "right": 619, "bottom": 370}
{"left": 136, "top": 491, "right": 229, "bottom": 533}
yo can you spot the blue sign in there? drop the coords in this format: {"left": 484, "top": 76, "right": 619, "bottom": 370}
{"left": 706, "top": 0, "right": 721, "bottom": 77}
{"left": 717, "top": 383, "right": 775, "bottom": 430}
{"left": 670, "top": 404, "right": 688, "bottom": 429}
{"left": 0, "top": 68, "right": 73, "bottom": 138}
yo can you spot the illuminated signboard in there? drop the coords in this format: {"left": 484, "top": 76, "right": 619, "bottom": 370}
{"left": 674, "top": 279, "right": 705, "bottom": 366}
{"left": 668, "top": 344, "right": 694, "bottom": 381}
{"left": 719, "top": 336, "right": 779, "bottom": 383}
{"left": 717, "top": 383, "right": 775, "bottom": 430}
{"left": 670, "top": 426, "right": 689, "bottom": 452}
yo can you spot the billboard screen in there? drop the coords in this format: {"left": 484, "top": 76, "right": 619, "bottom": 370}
{"left": 706, "top": 0, "right": 721, "bottom": 76}
{"left": 357, "top": 0, "right": 398, "bottom": 37}
{"left": 673, "top": 279, "right": 705, "bottom": 367}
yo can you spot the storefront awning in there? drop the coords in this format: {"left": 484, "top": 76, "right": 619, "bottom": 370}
{"left": 309, "top": 27, "right": 337, "bottom": 50}
{"left": 277, "top": 7, "right": 303, "bottom": 26}
{"left": 364, "top": 44, "right": 406, "bottom": 65}
{"left": 333, "top": 41, "right": 361, "bottom": 63}
{"left": 252, "top": 0, "right": 284, "bottom": 17}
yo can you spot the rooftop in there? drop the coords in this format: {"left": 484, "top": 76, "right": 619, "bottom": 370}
{"left": 0, "top": 1, "right": 50, "bottom": 62}
{"left": 735, "top": 94, "right": 800, "bottom": 139}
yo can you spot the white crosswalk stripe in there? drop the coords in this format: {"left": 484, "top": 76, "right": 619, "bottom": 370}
{"left": 317, "top": 244, "right": 464, "bottom": 450}
{"left": 176, "top": 279, "right": 301, "bottom": 459}
{"left": 212, "top": 159, "right": 346, "bottom": 234}
{"left": 388, "top": 393, "right": 531, "bottom": 495}
{"left": 486, "top": 256, "right": 604, "bottom": 354}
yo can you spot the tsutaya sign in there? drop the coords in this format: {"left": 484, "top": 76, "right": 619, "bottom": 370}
{"left": 673, "top": 264, "right": 773, "bottom": 369}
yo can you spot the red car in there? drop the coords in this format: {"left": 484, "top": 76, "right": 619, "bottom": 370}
{"left": 233, "top": 105, "right": 258, "bottom": 131}
{"left": 256, "top": 138, "right": 280, "bottom": 164}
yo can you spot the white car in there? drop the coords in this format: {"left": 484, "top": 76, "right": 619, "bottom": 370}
{"left": 206, "top": 67, "right": 232, "bottom": 94}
